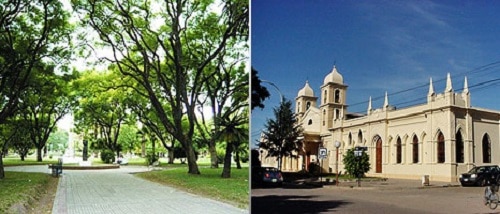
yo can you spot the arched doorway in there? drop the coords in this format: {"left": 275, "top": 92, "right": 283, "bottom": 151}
{"left": 375, "top": 136, "right": 382, "bottom": 173}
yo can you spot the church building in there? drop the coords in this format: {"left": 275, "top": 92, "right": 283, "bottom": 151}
{"left": 261, "top": 65, "right": 500, "bottom": 182}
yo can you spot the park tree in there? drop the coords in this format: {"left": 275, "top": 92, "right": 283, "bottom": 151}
{"left": 259, "top": 99, "right": 303, "bottom": 171}
{"left": 196, "top": 55, "right": 249, "bottom": 169}
{"left": 251, "top": 67, "right": 270, "bottom": 110}
{"left": 0, "top": 0, "right": 73, "bottom": 178}
{"left": 18, "top": 70, "right": 75, "bottom": 162}
{"left": 73, "top": 70, "right": 133, "bottom": 158}
{"left": 47, "top": 129, "right": 70, "bottom": 154}
{"left": 72, "top": 0, "right": 248, "bottom": 175}
{"left": 220, "top": 110, "right": 248, "bottom": 178}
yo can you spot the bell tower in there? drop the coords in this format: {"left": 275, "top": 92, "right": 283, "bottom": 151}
{"left": 295, "top": 81, "right": 317, "bottom": 118}
{"left": 320, "top": 65, "right": 348, "bottom": 129}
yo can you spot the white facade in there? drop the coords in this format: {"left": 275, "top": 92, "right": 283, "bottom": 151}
{"left": 263, "top": 66, "right": 500, "bottom": 182}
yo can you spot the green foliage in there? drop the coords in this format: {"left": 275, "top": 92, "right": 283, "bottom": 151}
{"left": 100, "top": 150, "right": 115, "bottom": 164}
{"left": 343, "top": 148, "right": 371, "bottom": 178}
{"left": 145, "top": 152, "right": 159, "bottom": 166}
{"left": 259, "top": 99, "right": 303, "bottom": 170}
{"left": 47, "top": 129, "right": 69, "bottom": 152}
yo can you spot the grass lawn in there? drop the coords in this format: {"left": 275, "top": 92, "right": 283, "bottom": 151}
{"left": 136, "top": 166, "right": 249, "bottom": 209}
{"left": 0, "top": 171, "right": 57, "bottom": 213}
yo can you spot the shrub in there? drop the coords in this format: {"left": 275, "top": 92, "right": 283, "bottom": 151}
{"left": 342, "top": 148, "right": 371, "bottom": 178}
{"left": 100, "top": 150, "right": 115, "bottom": 164}
{"left": 145, "top": 152, "right": 159, "bottom": 165}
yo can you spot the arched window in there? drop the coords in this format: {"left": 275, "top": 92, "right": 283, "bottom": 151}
{"left": 348, "top": 133, "right": 352, "bottom": 145}
{"left": 306, "top": 101, "right": 311, "bottom": 110}
{"left": 412, "top": 135, "right": 419, "bottom": 163}
{"left": 456, "top": 131, "right": 464, "bottom": 163}
{"left": 323, "top": 90, "right": 327, "bottom": 103}
{"left": 308, "top": 119, "right": 313, "bottom": 125}
{"left": 335, "top": 109, "right": 340, "bottom": 120}
{"left": 437, "top": 132, "right": 445, "bottom": 163}
{"left": 322, "top": 110, "right": 326, "bottom": 126}
{"left": 357, "top": 130, "right": 363, "bottom": 144}
{"left": 297, "top": 102, "right": 301, "bottom": 113}
{"left": 396, "top": 137, "right": 402, "bottom": 164}
{"left": 483, "top": 134, "right": 491, "bottom": 163}
{"left": 335, "top": 89, "right": 340, "bottom": 103}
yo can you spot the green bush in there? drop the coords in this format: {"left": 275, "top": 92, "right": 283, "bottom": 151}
{"left": 145, "top": 152, "right": 159, "bottom": 165}
{"left": 343, "top": 148, "right": 371, "bottom": 178}
{"left": 100, "top": 150, "right": 115, "bottom": 164}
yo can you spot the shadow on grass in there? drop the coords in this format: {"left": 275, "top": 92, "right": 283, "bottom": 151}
{"left": 251, "top": 195, "right": 350, "bottom": 214}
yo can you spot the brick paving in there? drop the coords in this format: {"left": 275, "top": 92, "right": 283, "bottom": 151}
{"left": 6, "top": 165, "right": 247, "bottom": 214}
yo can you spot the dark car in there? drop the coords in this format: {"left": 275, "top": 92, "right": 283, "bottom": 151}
{"left": 459, "top": 165, "right": 500, "bottom": 186}
{"left": 252, "top": 167, "right": 283, "bottom": 187}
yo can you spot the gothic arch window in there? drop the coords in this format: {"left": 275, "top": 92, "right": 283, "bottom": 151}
{"left": 322, "top": 109, "right": 326, "bottom": 126}
{"left": 456, "top": 131, "right": 464, "bottom": 163}
{"left": 357, "top": 130, "right": 363, "bottom": 144}
{"left": 323, "top": 90, "right": 327, "bottom": 103}
{"left": 334, "top": 89, "right": 340, "bottom": 103}
{"left": 348, "top": 133, "right": 352, "bottom": 145}
{"left": 308, "top": 119, "right": 313, "bottom": 125}
{"left": 396, "top": 137, "right": 402, "bottom": 164}
{"left": 306, "top": 101, "right": 311, "bottom": 110}
{"left": 297, "top": 102, "right": 301, "bottom": 113}
{"left": 412, "top": 135, "right": 419, "bottom": 163}
{"left": 437, "top": 132, "right": 445, "bottom": 163}
{"left": 483, "top": 134, "right": 491, "bottom": 163}
{"left": 335, "top": 109, "right": 340, "bottom": 120}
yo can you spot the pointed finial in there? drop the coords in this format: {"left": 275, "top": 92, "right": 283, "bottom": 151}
{"left": 463, "top": 76, "right": 469, "bottom": 94}
{"left": 383, "top": 91, "right": 389, "bottom": 108}
{"left": 445, "top": 73, "right": 453, "bottom": 92}
{"left": 367, "top": 96, "right": 372, "bottom": 113}
{"left": 428, "top": 77, "right": 435, "bottom": 96}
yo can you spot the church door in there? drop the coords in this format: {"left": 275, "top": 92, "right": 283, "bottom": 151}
{"left": 376, "top": 138, "right": 382, "bottom": 173}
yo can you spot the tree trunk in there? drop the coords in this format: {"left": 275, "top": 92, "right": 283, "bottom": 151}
{"left": 184, "top": 141, "right": 200, "bottom": 174}
{"left": 235, "top": 150, "right": 241, "bottom": 169}
{"left": 208, "top": 141, "right": 218, "bottom": 168}
{"left": 36, "top": 147, "right": 43, "bottom": 162}
{"left": 221, "top": 142, "right": 234, "bottom": 178}
{"left": 0, "top": 153, "right": 5, "bottom": 179}
{"left": 141, "top": 141, "right": 146, "bottom": 157}
{"left": 20, "top": 154, "right": 25, "bottom": 161}
{"left": 168, "top": 148, "right": 174, "bottom": 164}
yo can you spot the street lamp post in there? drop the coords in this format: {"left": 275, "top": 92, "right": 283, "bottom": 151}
{"left": 335, "top": 141, "right": 341, "bottom": 186}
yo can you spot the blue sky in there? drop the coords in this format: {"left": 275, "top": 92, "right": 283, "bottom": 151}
{"left": 250, "top": 0, "right": 500, "bottom": 147}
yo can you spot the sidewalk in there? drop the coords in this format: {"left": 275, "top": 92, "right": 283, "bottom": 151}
{"left": 289, "top": 176, "right": 461, "bottom": 190}
{"left": 6, "top": 166, "right": 248, "bottom": 214}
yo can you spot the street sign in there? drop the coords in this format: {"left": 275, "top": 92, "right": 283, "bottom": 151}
{"left": 319, "top": 148, "right": 327, "bottom": 160}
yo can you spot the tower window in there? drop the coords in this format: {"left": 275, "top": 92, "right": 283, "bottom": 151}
{"left": 306, "top": 102, "right": 311, "bottom": 110}
{"left": 335, "top": 89, "right": 340, "bottom": 103}
{"left": 308, "top": 119, "right": 313, "bottom": 125}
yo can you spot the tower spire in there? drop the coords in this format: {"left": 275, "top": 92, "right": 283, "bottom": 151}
{"left": 367, "top": 96, "right": 372, "bottom": 114}
{"left": 445, "top": 73, "right": 453, "bottom": 92}
{"left": 383, "top": 91, "right": 389, "bottom": 108}
{"left": 463, "top": 76, "right": 469, "bottom": 94}
{"left": 428, "top": 77, "right": 435, "bottom": 96}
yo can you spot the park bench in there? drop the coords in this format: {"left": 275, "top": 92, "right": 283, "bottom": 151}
{"left": 49, "top": 158, "right": 63, "bottom": 177}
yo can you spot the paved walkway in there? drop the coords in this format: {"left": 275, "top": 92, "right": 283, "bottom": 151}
{"left": 6, "top": 166, "right": 247, "bottom": 214}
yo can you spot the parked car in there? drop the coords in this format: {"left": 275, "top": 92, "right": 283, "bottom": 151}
{"left": 252, "top": 167, "right": 283, "bottom": 187}
{"left": 459, "top": 165, "right": 500, "bottom": 186}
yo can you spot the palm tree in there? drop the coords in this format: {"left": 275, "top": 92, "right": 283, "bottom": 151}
{"left": 219, "top": 109, "right": 248, "bottom": 178}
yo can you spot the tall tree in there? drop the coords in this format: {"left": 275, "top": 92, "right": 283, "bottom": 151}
{"left": 251, "top": 67, "right": 270, "bottom": 110}
{"left": 72, "top": 0, "right": 248, "bottom": 174}
{"left": 259, "top": 99, "right": 303, "bottom": 170}
{"left": 0, "top": 0, "right": 73, "bottom": 178}
{"left": 18, "top": 70, "right": 74, "bottom": 162}
{"left": 73, "top": 70, "right": 132, "bottom": 158}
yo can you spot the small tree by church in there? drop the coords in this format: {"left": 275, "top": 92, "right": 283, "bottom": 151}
{"left": 259, "top": 99, "right": 303, "bottom": 170}
{"left": 343, "top": 148, "right": 371, "bottom": 178}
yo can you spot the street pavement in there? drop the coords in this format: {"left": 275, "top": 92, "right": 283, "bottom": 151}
{"left": 5, "top": 165, "right": 248, "bottom": 214}
{"left": 252, "top": 178, "right": 497, "bottom": 214}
